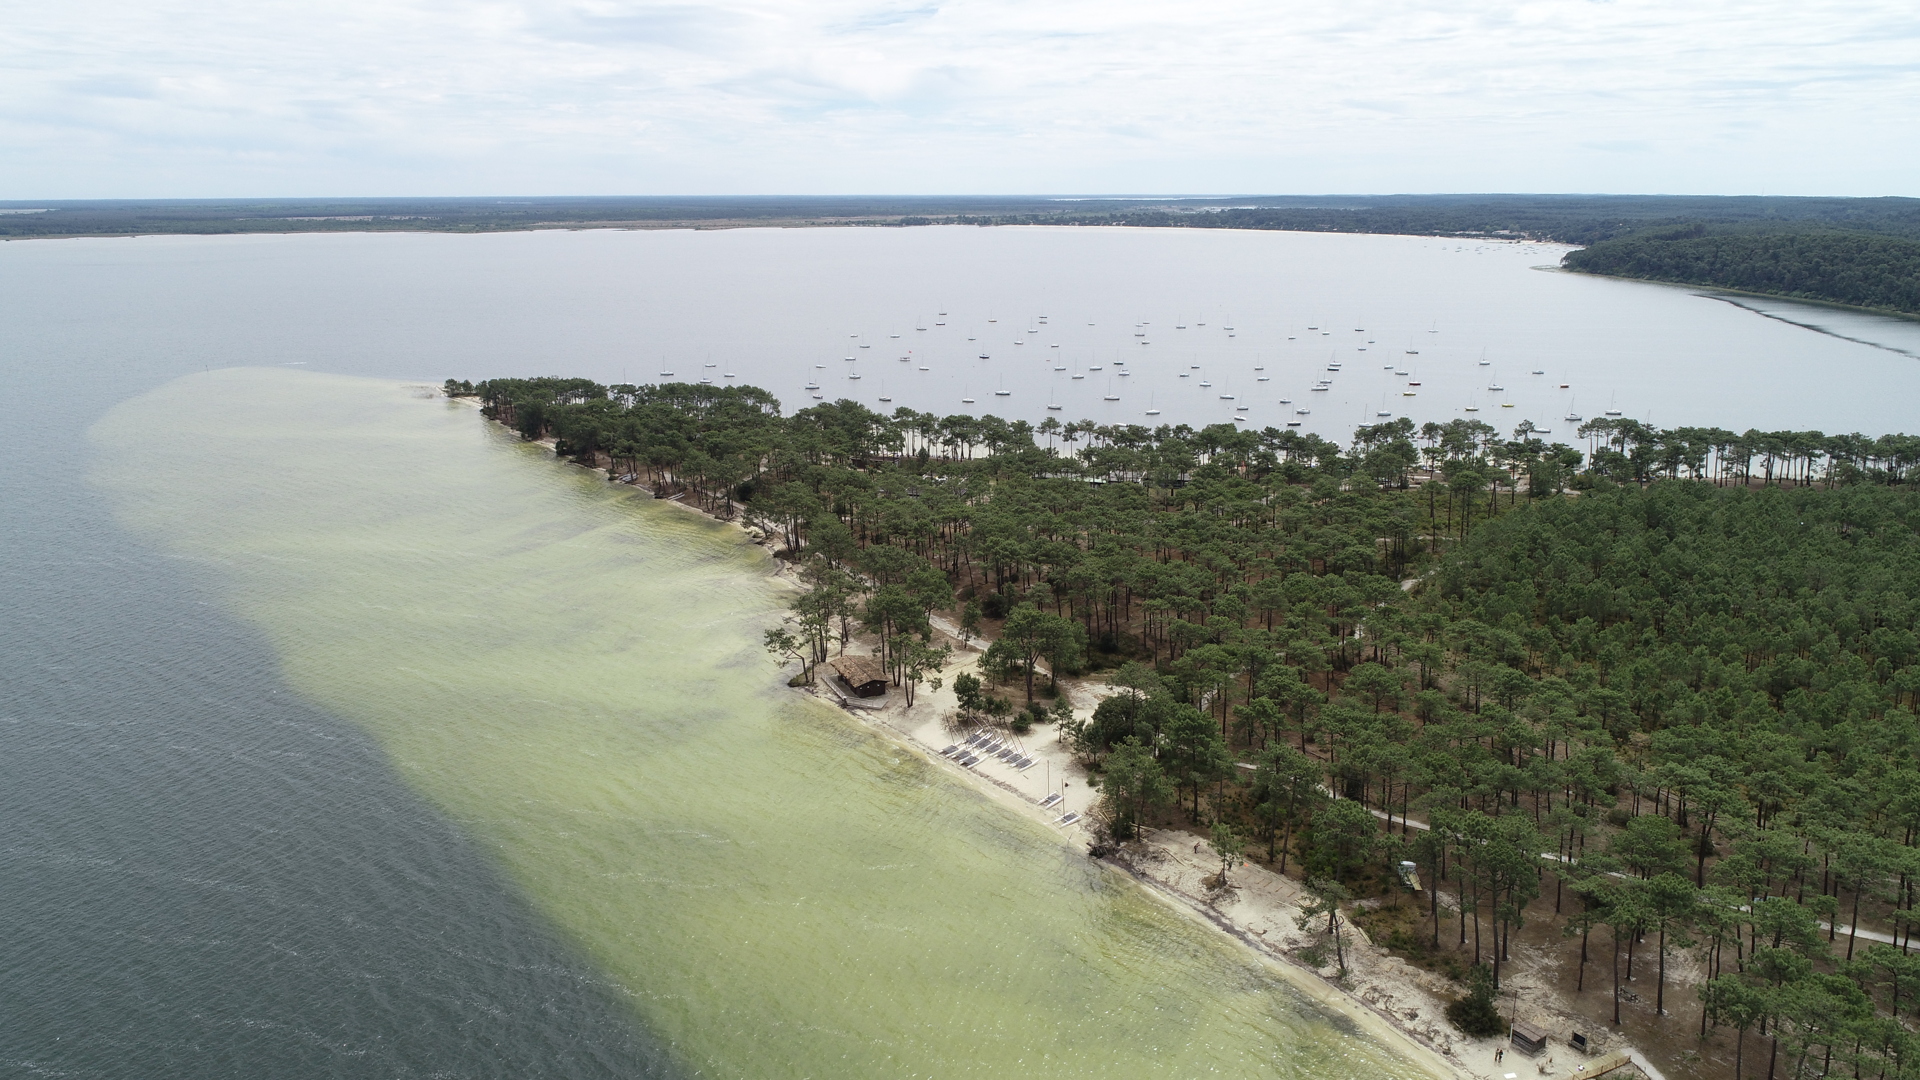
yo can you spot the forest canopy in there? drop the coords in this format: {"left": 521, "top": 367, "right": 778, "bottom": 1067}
{"left": 1563, "top": 225, "right": 1920, "bottom": 316}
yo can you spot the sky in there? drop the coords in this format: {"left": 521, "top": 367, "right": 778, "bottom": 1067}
{"left": 3, "top": 0, "right": 1916, "bottom": 198}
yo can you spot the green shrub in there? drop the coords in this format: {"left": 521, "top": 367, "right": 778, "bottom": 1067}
{"left": 1445, "top": 964, "right": 1506, "bottom": 1038}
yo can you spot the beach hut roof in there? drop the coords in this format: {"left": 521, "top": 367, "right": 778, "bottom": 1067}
{"left": 829, "top": 656, "right": 888, "bottom": 692}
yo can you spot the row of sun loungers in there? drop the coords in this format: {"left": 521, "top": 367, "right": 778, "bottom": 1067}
{"left": 934, "top": 734, "right": 1070, "bottom": 822}
{"left": 936, "top": 731, "right": 1040, "bottom": 771}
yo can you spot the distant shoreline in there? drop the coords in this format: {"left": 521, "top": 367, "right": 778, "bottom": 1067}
{"left": 9, "top": 193, "right": 1918, "bottom": 248}
{"left": 1565, "top": 269, "right": 1920, "bottom": 325}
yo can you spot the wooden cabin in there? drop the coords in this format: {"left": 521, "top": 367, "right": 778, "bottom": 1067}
{"left": 1509, "top": 1020, "right": 1549, "bottom": 1057}
{"left": 830, "top": 656, "right": 889, "bottom": 698}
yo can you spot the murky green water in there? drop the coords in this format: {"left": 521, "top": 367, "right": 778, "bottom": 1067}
{"left": 91, "top": 367, "right": 1445, "bottom": 1079}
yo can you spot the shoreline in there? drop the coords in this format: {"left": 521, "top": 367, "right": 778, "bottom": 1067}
{"left": 456, "top": 390, "right": 1654, "bottom": 1080}
{"left": 1563, "top": 267, "right": 1920, "bottom": 324}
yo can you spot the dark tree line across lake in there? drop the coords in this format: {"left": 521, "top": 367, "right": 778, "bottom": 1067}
{"left": 1564, "top": 225, "right": 1920, "bottom": 316}
{"left": 463, "top": 375, "right": 1920, "bottom": 1078}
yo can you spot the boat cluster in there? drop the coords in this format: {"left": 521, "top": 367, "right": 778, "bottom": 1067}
{"left": 772, "top": 310, "right": 1607, "bottom": 435}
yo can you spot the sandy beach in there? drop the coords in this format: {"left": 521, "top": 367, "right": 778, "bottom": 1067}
{"left": 795, "top": 629, "right": 1658, "bottom": 1080}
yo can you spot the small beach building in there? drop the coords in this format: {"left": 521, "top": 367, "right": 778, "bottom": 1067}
{"left": 830, "top": 656, "right": 889, "bottom": 698}
{"left": 1509, "top": 1020, "right": 1549, "bottom": 1057}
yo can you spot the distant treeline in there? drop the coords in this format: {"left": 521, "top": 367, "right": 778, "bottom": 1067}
{"left": 1563, "top": 225, "right": 1920, "bottom": 316}
{"left": 10, "top": 193, "right": 1920, "bottom": 246}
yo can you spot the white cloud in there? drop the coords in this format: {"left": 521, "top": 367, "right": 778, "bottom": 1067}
{"left": 0, "top": 0, "right": 1913, "bottom": 196}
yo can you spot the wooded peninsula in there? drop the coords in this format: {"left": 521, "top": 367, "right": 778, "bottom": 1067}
{"left": 461, "top": 375, "right": 1920, "bottom": 1080}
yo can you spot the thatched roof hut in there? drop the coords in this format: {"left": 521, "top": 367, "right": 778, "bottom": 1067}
{"left": 829, "top": 656, "right": 888, "bottom": 698}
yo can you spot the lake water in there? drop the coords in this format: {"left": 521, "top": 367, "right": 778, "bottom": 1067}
{"left": 3, "top": 226, "right": 1912, "bottom": 1078}
{"left": 8, "top": 225, "right": 1916, "bottom": 440}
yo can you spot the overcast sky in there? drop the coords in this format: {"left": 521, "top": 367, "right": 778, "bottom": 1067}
{"left": 3, "top": 0, "right": 1915, "bottom": 198}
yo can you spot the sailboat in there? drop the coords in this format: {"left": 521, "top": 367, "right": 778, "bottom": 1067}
{"left": 1103, "top": 378, "right": 1120, "bottom": 401}
{"left": 993, "top": 376, "right": 1011, "bottom": 397}
{"left": 877, "top": 380, "right": 891, "bottom": 403}
{"left": 1145, "top": 392, "right": 1160, "bottom": 416}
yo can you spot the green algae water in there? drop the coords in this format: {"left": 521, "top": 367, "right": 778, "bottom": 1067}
{"left": 90, "top": 367, "right": 1446, "bottom": 1079}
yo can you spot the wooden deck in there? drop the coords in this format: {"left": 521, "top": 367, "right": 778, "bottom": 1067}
{"left": 1560, "top": 1050, "right": 1636, "bottom": 1078}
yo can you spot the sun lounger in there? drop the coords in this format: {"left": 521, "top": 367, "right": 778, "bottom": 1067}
{"left": 1040, "top": 793, "right": 1062, "bottom": 809}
